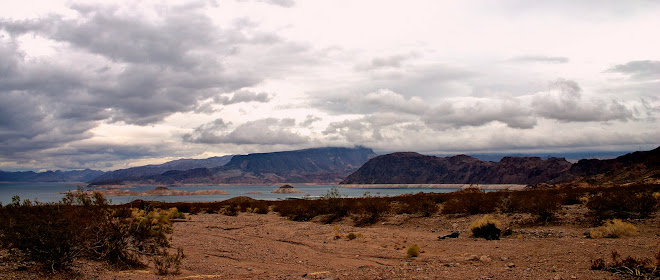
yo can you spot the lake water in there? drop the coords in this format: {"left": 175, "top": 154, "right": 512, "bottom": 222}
{"left": 0, "top": 182, "right": 465, "bottom": 205}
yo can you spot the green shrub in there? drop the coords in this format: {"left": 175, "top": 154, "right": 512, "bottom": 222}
{"left": 346, "top": 232, "right": 357, "bottom": 240}
{"left": 406, "top": 245, "right": 420, "bottom": 258}
{"left": 470, "top": 215, "right": 501, "bottom": 240}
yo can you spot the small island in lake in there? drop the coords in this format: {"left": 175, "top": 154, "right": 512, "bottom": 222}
{"left": 271, "top": 184, "right": 303, "bottom": 194}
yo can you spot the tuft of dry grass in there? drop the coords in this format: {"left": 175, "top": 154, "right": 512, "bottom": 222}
{"left": 470, "top": 215, "right": 502, "bottom": 240}
{"left": 406, "top": 245, "right": 420, "bottom": 258}
{"left": 589, "top": 219, "right": 638, "bottom": 238}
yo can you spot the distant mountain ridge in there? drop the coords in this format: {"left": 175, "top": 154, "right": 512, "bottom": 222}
{"left": 341, "top": 146, "right": 660, "bottom": 185}
{"left": 90, "top": 155, "right": 233, "bottom": 184}
{"left": 0, "top": 169, "right": 105, "bottom": 183}
{"left": 341, "top": 153, "right": 572, "bottom": 185}
{"left": 149, "top": 146, "right": 377, "bottom": 184}
{"left": 553, "top": 146, "right": 660, "bottom": 185}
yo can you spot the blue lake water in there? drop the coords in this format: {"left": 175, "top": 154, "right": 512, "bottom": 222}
{"left": 0, "top": 182, "right": 463, "bottom": 205}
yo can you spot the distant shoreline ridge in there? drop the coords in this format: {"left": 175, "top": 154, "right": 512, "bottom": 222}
{"left": 340, "top": 184, "right": 526, "bottom": 190}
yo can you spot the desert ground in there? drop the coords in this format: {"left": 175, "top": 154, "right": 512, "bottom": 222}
{"left": 65, "top": 204, "right": 659, "bottom": 279}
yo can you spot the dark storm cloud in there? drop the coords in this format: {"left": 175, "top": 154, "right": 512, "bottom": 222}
{"left": 606, "top": 60, "right": 660, "bottom": 80}
{"left": 29, "top": 141, "right": 188, "bottom": 170}
{"left": 507, "top": 55, "right": 569, "bottom": 64}
{"left": 184, "top": 118, "right": 308, "bottom": 145}
{"left": 0, "top": 2, "right": 304, "bottom": 162}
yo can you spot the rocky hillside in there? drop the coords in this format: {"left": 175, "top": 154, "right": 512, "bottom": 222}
{"left": 554, "top": 146, "right": 660, "bottom": 185}
{"left": 89, "top": 155, "right": 233, "bottom": 184}
{"left": 0, "top": 169, "right": 105, "bottom": 183}
{"left": 150, "top": 146, "right": 377, "bottom": 184}
{"left": 340, "top": 152, "right": 572, "bottom": 185}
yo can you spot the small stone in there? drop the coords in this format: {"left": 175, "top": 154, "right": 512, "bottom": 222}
{"left": 479, "top": 255, "right": 492, "bottom": 262}
{"left": 506, "top": 262, "right": 516, "bottom": 268}
{"left": 553, "top": 275, "right": 563, "bottom": 280}
{"left": 467, "top": 255, "right": 480, "bottom": 261}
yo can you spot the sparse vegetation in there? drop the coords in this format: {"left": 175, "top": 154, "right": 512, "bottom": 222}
{"left": 591, "top": 250, "right": 659, "bottom": 278}
{"left": 586, "top": 186, "right": 658, "bottom": 221}
{"left": 589, "top": 219, "right": 638, "bottom": 239}
{"left": 470, "top": 215, "right": 502, "bottom": 240}
{"left": 346, "top": 232, "right": 357, "bottom": 240}
{"left": 406, "top": 245, "right": 420, "bottom": 258}
{"left": 0, "top": 191, "right": 183, "bottom": 274}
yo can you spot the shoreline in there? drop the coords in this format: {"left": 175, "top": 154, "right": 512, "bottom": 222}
{"left": 340, "top": 184, "right": 527, "bottom": 190}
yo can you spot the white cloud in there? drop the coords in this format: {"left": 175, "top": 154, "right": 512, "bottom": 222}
{"left": 1, "top": 0, "right": 659, "bottom": 171}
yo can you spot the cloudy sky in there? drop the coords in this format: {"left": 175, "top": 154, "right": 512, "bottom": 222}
{"left": 1, "top": 0, "right": 658, "bottom": 171}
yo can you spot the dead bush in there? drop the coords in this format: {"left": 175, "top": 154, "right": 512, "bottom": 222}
{"left": 587, "top": 188, "right": 658, "bottom": 221}
{"left": 470, "top": 215, "right": 501, "bottom": 240}
{"left": 591, "top": 250, "right": 658, "bottom": 278}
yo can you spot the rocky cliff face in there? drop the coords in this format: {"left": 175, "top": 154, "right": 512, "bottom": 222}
{"left": 340, "top": 153, "right": 572, "bottom": 185}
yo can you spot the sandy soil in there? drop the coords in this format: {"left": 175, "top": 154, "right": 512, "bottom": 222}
{"left": 2, "top": 205, "right": 658, "bottom": 279}
{"left": 94, "top": 204, "right": 659, "bottom": 280}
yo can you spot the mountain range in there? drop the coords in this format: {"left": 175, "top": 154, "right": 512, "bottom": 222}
{"left": 340, "top": 153, "right": 572, "bottom": 185}
{"left": 0, "top": 169, "right": 104, "bottom": 183}
{"left": 146, "top": 146, "right": 377, "bottom": 184}
{"left": 89, "top": 155, "right": 234, "bottom": 185}
{"left": 341, "top": 146, "right": 660, "bottom": 185}
{"left": 1, "top": 146, "right": 657, "bottom": 185}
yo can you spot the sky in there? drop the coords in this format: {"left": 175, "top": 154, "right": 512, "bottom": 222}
{"left": 0, "top": 0, "right": 658, "bottom": 171}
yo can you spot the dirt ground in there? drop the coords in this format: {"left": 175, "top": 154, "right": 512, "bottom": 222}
{"left": 3, "top": 205, "right": 659, "bottom": 279}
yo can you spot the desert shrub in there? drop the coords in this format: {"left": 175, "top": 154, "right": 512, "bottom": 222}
{"left": 0, "top": 192, "right": 183, "bottom": 274}
{"left": 393, "top": 193, "right": 439, "bottom": 217}
{"left": 470, "top": 215, "right": 501, "bottom": 240}
{"left": 166, "top": 208, "right": 186, "bottom": 219}
{"left": 558, "top": 187, "right": 589, "bottom": 205}
{"left": 153, "top": 247, "right": 185, "bottom": 275}
{"left": 219, "top": 205, "right": 238, "bottom": 216}
{"left": 441, "top": 188, "right": 500, "bottom": 215}
{"left": 587, "top": 188, "right": 658, "bottom": 220}
{"left": 591, "top": 251, "right": 658, "bottom": 278}
{"left": 589, "top": 219, "right": 638, "bottom": 238}
{"left": 406, "top": 245, "right": 420, "bottom": 258}
{"left": 346, "top": 232, "right": 357, "bottom": 240}
{"left": 351, "top": 197, "right": 389, "bottom": 226}
{"left": 501, "top": 189, "right": 561, "bottom": 223}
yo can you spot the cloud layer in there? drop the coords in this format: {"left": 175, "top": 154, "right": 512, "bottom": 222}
{"left": 0, "top": 0, "right": 658, "bottom": 171}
